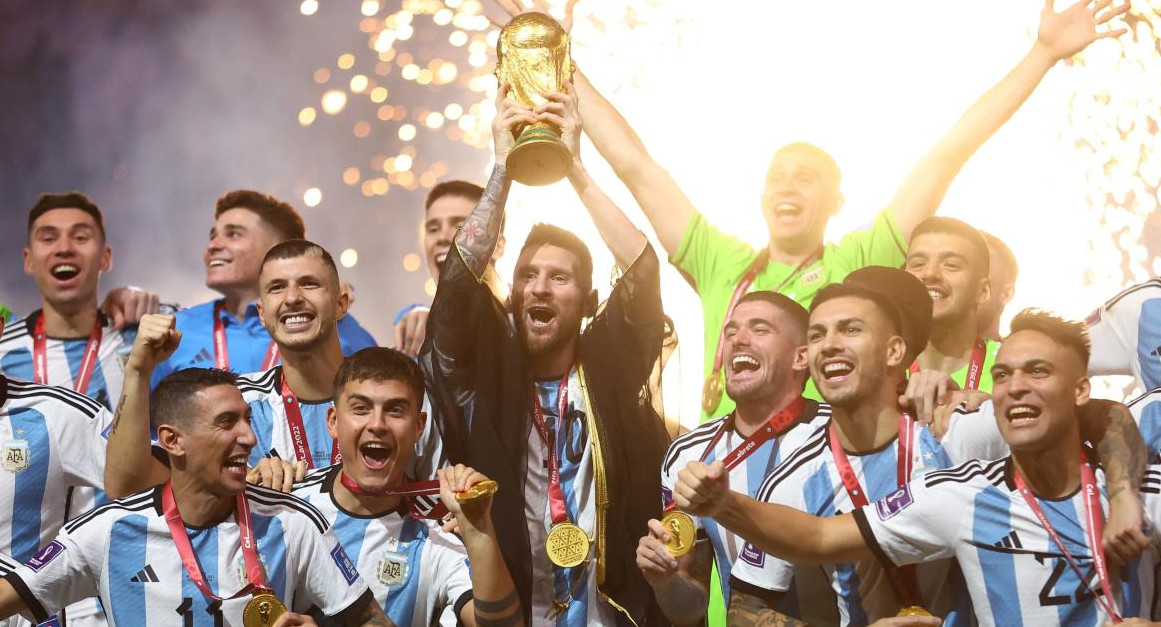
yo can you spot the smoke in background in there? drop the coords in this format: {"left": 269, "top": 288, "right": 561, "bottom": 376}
{"left": 0, "top": 0, "right": 490, "bottom": 341}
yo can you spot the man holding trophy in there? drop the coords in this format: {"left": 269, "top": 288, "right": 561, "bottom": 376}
{"left": 420, "top": 10, "right": 674, "bottom": 626}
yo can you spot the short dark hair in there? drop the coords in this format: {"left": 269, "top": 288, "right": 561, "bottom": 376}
{"left": 519, "top": 224, "right": 594, "bottom": 292}
{"left": 735, "top": 291, "right": 809, "bottom": 337}
{"left": 980, "top": 230, "right": 1018, "bottom": 282}
{"left": 28, "top": 192, "right": 106, "bottom": 242}
{"left": 1008, "top": 309, "right": 1091, "bottom": 368}
{"left": 425, "top": 180, "right": 484, "bottom": 211}
{"left": 260, "top": 239, "right": 339, "bottom": 287}
{"left": 844, "top": 266, "right": 932, "bottom": 363}
{"left": 910, "top": 217, "right": 990, "bottom": 276}
{"left": 810, "top": 282, "right": 904, "bottom": 337}
{"left": 152, "top": 368, "right": 240, "bottom": 430}
{"left": 215, "top": 190, "right": 305, "bottom": 242}
{"left": 333, "top": 347, "right": 425, "bottom": 404}
{"left": 774, "top": 142, "right": 842, "bottom": 188}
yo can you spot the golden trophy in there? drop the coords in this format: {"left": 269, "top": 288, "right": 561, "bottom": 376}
{"left": 496, "top": 12, "right": 573, "bottom": 186}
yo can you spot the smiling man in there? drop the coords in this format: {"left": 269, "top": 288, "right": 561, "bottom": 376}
{"left": 0, "top": 193, "right": 135, "bottom": 412}
{"left": 675, "top": 310, "right": 1161, "bottom": 627}
{"left": 292, "top": 347, "right": 521, "bottom": 626}
{"left": 150, "top": 190, "right": 375, "bottom": 387}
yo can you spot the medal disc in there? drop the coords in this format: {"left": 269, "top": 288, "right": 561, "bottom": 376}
{"left": 243, "top": 593, "right": 287, "bottom": 627}
{"left": 545, "top": 522, "right": 590, "bottom": 568}
{"left": 455, "top": 479, "right": 499, "bottom": 502}
{"left": 701, "top": 374, "right": 723, "bottom": 414}
{"left": 660, "top": 511, "right": 696, "bottom": 557}
{"left": 896, "top": 605, "right": 933, "bottom": 617}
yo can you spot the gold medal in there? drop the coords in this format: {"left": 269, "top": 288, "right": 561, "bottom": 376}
{"left": 243, "top": 592, "right": 287, "bottom": 627}
{"left": 455, "top": 479, "right": 499, "bottom": 502}
{"left": 896, "top": 605, "right": 933, "bottom": 617}
{"left": 545, "top": 522, "right": 590, "bottom": 568}
{"left": 660, "top": 510, "right": 696, "bottom": 557}
{"left": 701, "top": 373, "right": 723, "bottom": 414}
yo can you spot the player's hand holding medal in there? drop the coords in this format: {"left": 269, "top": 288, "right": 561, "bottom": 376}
{"left": 439, "top": 463, "right": 500, "bottom": 535}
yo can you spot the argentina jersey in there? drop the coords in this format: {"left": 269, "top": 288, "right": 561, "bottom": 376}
{"left": 4, "top": 484, "right": 369, "bottom": 627}
{"left": 1129, "top": 388, "right": 1161, "bottom": 463}
{"left": 0, "top": 311, "right": 134, "bottom": 411}
{"left": 1088, "top": 279, "right": 1161, "bottom": 391}
{"left": 660, "top": 401, "right": 829, "bottom": 601}
{"left": 293, "top": 466, "right": 471, "bottom": 626}
{"left": 856, "top": 458, "right": 1147, "bottom": 627}
{"left": 238, "top": 367, "right": 335, "bottom": 469}
{"left": 730, "top": 418, "right": 966, "bottom": 626}
{"left": 525, "top": 371, "right": 616, "bottom": 627}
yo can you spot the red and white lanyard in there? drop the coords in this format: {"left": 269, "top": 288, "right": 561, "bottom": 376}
{"left": 828, "top": 413, "right": 919, "bottom": 606}
{"left": 162, "top": 482, "right": 270, "bottom": 602}
{"left": 212, "top": 301, "right": 279, "bottom": 371}
{"left": 1014, "top": 455, "right": 1121, "bottom": 623}
{"left": 32, "top": 313, "right": 102, "bottom": 394}
{"left": 908, "top": 336, "right": 988, "bottom": 391}
{"left": 281, "top": 373, "right": 340, "bottom": 469}
{"left": 531, "top": 367, "right": 573, "bottom": 526}
{"left": 664, "top": 396, "right": 807, "bottom": 511}
{"left": 338, "top": 470, "right": 447, "bottom": 520}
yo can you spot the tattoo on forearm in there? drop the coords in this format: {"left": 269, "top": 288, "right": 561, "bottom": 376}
{"left": 108, "top": 393, "right": 128, "bottom": 437}
{"left": 727, "top": 590, "right": 807, "bottom": 627}
{"left": 1096, "top": 403, "right": 1146, "bottom": 493}
{"left": 472, "top": 590, "right": 518, "bottom": 614}
{"left": 456, "top": 164, "right": 510, "bottom": 277}
{"left": 473, "top": 588, "right": 522, "bottom": 627}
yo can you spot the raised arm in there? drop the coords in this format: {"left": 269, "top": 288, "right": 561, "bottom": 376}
{"left": 888, "top": 0, "right": 1129, "bottom": 237}
{"left": 104, "top": 313, "right": 175, "bottom": 498}
{"left": 537, "top": 84, "right": 647, "bottom": 270}
{"left": 438, "top": 465, "right": 522, "bottom": 627}
{"left": 674, "top": 461, "right": 871, "bottom": 565}
{"left": 1079, "top": 399, "right": 1150, "bottom": 564}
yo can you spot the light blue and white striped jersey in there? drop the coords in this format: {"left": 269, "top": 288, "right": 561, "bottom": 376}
{"left": 237, "top": 367, "right": 335, "bottom": 469}
{"left": 1129, "top": 387, "right": 1161, "bottom": 463}
{"left": 730, "top": 417, "right": 973, "bottom": 626}
{"left": 3, "top": 484, "right": 369, "bottom": 627}
{"left": 293, "top": 466, "right": 472, "bottom": 626}
{"left": 856, "top": 458, "right": 1160, "bottom": 627}
{"left": 0, "top": 311, "right": 134, "bottom": 412}
{"left": 525, "top": 374, "right": 616, "bottom": 627}
{"left": 659, "top": 401, "right": 830, "bottom": 602}
{"left": 1088, "top": 279, "right": 1161, "bottom": 392}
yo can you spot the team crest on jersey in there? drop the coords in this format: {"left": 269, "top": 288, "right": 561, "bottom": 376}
{"left": 875, "top": 484, "right": 914, "bottom": 521}
{"left": 3, "top": 440, "right": 29, "bottom": 473}
{"left": 377, "top": 550, "right": 410, "bottom": 586}
{"left": 801, "top": 267, "right": 824, "bottom": 285}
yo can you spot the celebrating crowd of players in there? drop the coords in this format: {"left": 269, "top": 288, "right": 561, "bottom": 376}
{"left": 1, "top": 0, "right": 1160, "bottom": 626}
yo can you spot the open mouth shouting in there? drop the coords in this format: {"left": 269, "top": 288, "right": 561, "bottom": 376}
{"left": 525, "top": 304, "right": 557, "bottom": 330}
{"left": 1005, "top": 403, "right": 1041, "bottom": 427}
{"left": 434, "top": 249, "right": 448, "bottom": 266}
{"left": 207, "top": 257, "right": 231, "bottom": 270}
{"left": 820, "top": 359, "right": 855, "bottom": 382}
{"left": 223, "top": 454, "right": 249, "bottom": 480}
{"left": 279, "top": 310, "right": 317, "bottom": 333}
{"left": 49, "top": 263, "right": 81, "bottom": 282}
{"left": 359, "top": 440, "right": 395, "bottom": 472}
{"left": 729, "top": 354, "right": 761, "bottom": 378}
{"left": 772, "top": 202, "right": 803, "bottom": 218}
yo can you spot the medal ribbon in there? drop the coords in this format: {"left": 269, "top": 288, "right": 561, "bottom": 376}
{"left": 32, "top": 313, "right": 102, "bottom": 394}
{"left": 907, "top": 336, "right": 987, "bottom": 391}
{"left": 531, "top": 367, "right": 572, "bottom": 525}
{"left": 1014, "top": 454, "right": 1121, "bottom": 623}
{"left": 162, "top": 482, "right": 269, "bottom": 601}
{"left": 212, "top": 301, "right": 279, "bottom": 372}
{"left": 281, "top": 373, "right": 340, "bottom": 469}
{"left": 828, "top": 412, "right": 919, "bottom": 607}
{"left": 337, "top": 470, "right": 447, "bottom": 520}
{"left": 664, "top": 397, "right": 808, "bottom": 512}
{"left": 706, "top": 248, "right": 822, "bottom": 398}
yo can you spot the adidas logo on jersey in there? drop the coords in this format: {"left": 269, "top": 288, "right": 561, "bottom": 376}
{"left": 994, "top": 530, "right": 1023, "bottom": 550}
{"left": 129, "top": 564, "right": 159, "bottom": 583}
{"left": 193, "top": 348, "right": 213, "bottom": 364}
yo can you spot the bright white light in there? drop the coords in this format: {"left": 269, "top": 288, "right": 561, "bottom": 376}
{"left": 320, "top": 90, "right": 347, "bottom": 115}
{"left": 299, "top": 0, "right": 318, "bottom": 16}
{"left": 303, "top": 187, "right": 322, "bottom": 207}
{"left": 340, "top": 248, "right": 359, "bottom": 268}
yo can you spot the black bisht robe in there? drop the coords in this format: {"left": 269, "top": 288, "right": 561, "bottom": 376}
{"left": 420, "top": 242, "right": 674, "bottom": 626}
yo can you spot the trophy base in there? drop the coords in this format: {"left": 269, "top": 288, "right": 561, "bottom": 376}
{"left": 507, "top": 127, "right": 572, "bottom": 187}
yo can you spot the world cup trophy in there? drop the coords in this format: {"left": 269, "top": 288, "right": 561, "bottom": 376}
{"left": 496, "top": 12, "right": 573, "bottom": 186}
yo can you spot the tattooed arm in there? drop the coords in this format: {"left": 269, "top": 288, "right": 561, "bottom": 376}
{"left": 332, "top": 591, "right": 396, "bottom": 627}
{"left": 1080, "top": 399, "right": 1150, "bottom": 565}
{"left": 726, "top": 588, "right": 803, "bottom": 627}
{"left": 456, "top": 84, "right": 534, "bottom": 279}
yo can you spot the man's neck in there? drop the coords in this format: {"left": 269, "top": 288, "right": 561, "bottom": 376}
{"left": 41, "top": 298, "right": 99, "bottom": 337}
{"left": 830, "top": 384, "right": 903, "bottom": 453}
{"left": 1012, "top": 434, "right": 1083, "bottom": 499}
{"left": 219, "top": 289, "right": 259, "bottom": 319}
{"left": 918, "top": 316, "right": 980, "bottom": 374}
{"left": 333, "top": 468, "right": 402, "bottom": 517}
{"left": 767, "top": 237, "right": 822, "bottom": 266}
{"left": 734, "top": 386, "right": 804, "bottom": 438}
{"left": 281, "top": 338, "right": 344, "bottom": 401}
{"left": 530, "top": 340, "right": 578, "bottom": 380}
{"left": 170, "top": 475, "right": 236, "bottom": 527}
